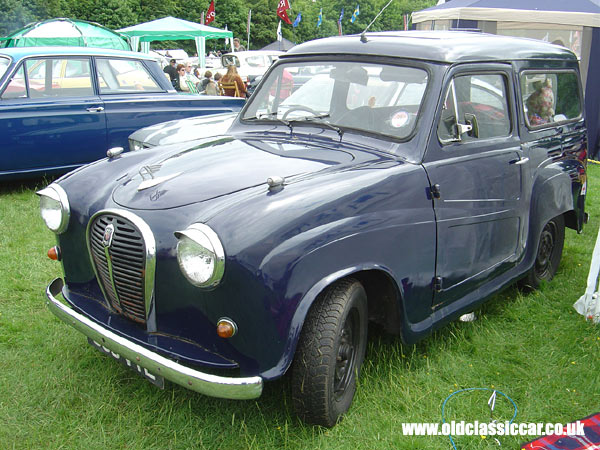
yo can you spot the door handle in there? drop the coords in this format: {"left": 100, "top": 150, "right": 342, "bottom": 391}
{"left": 510, "top": 156, "right": 529, "bottom": 165}
{"left": 86, "top": 106, "right": 104, "bottom": 112}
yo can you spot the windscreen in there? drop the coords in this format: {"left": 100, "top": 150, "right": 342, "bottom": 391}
{"left": 243, "top": 60, "right": 429, "bottom": 144}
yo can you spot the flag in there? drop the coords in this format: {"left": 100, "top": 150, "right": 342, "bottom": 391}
{"left": 205, "top": 0, "right": 215, "bottom": 25}
{"left": 277, "top": 20, "right": 282, "bottom": 42}
{"left": 403, "top": 13, "right": 410, "bottom": 30}
{"left": 247, "top": 9, "right": 252, "bottom": 34}
{"left": 293, "top": 12, "right": 302, "bottom": 28}
{"left": 317, "top": 8, "right": 322, "bottom": 27}
{"left": 277, "top": 0, "right": 292, "bottom": 25}
{"left": 351, "top": 5, "right": 360, "bottom": 23}
{"left": 338, "top": 7, "right": 344, "bottom": 35}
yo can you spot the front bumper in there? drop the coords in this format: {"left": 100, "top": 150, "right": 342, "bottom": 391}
{"left": 45, "top": 278, "right": 263, "bottom": 400}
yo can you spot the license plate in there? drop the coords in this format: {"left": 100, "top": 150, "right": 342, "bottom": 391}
{"left": 88, "top": 338, "right": 165, "bottom": 389}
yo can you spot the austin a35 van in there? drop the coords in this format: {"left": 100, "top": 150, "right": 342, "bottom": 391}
{"left": 39, "top": 32, "right": 587, "bottom": 427}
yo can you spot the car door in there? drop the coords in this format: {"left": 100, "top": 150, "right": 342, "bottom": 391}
{"left": 0, "top": 56, "right": 107, "bottom": 175}
{"left": 423, "top": 65, "right": 528, "bottom": 311}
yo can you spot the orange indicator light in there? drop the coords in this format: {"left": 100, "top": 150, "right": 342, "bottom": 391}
{"left": 47, "top": 246, "right": 61, "bottom": 261}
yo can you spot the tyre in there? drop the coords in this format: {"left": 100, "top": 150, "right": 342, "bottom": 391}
{"left": 291, "top": 278, "right": 368, "bottom": 427}
{"left": 520, "top": 214, "right": 565, "bottom": 290}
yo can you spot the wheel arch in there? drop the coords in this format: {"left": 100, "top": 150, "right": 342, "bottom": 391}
{"left": 260, "top": 265, "right": 404, "bottom": 380}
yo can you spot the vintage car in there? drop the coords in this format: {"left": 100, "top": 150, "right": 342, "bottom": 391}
{"left": 40, "top": 32, "right": 587, "bottom": 427}
{"left": 0, "top": 46, "right": 244, "bottom": 179}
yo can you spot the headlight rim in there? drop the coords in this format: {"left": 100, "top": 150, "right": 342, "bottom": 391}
{"left": 36, "top": 183, "right": 70, "bottom": 234}
{"left": 175, "top": 223, "right": 225, "bottom": 288}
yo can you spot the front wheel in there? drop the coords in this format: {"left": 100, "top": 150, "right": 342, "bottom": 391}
{"left": 520, "top": 214, "right": 565, "bottom": 290}
{"left": 291, "top": 278, "right": 368, "bottom": 427}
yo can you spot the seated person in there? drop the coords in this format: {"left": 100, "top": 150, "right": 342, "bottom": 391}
{"left": 526, "top": 79, "right": 554, "bottom": 126}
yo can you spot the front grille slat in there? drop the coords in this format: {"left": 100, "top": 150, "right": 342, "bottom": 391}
{"left": 89, "top": 213, "right": 149, "bottom": 325}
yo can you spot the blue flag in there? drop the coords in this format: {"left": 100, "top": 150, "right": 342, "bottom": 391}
{"left": 317, "top": 8, "right": 322, "bottom": 27}
{"left": 351, "top": 5, "right": 360, "bottom": 23}
{"left": 338, "top": 7, "right": 344, "bottom": 24}
{"left": 293, "top": 12, "right": 302, "bottom": 28}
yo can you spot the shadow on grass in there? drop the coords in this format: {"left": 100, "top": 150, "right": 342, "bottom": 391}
{"left": 0, "top": 175, "right": 58, "bottom": 195}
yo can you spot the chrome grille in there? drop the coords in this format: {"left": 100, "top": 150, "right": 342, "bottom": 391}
{"left": 89, "top": 214, "right": 147, "bottom": 323}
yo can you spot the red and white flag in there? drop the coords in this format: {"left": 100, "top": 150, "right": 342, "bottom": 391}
{"left": 277, "top": 0, "right": 292, "bottom": 25}
{"left": 205, "top": 0, "right": 216, "bottom": 25}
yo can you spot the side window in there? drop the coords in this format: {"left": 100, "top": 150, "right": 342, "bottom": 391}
{"left": 96, "top": 58, "right": 162, "bottom": 93}
{"left": 521, "top": 71, "right": 582, "bottom": 128}
{"left": 438, "top": 73, "right": 511, "bottom": 143}
{"left": 1, "top": 65, "right": 26, "bottom": 99}
{"left": 24, "top": 58, "right": 94, "bottom": 98}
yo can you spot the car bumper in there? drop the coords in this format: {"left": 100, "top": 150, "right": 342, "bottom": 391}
{"left": 45, "top": 278, "right": 263, "bottom": 400}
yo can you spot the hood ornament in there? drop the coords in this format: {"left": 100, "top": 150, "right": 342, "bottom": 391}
{"left": 137, "top": 172, "right": 182, "bottom": 191}
{"left": 137, "top": 164, "right": 182, "bottom": 191}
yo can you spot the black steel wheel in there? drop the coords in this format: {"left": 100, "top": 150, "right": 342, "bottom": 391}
{"left": 520, "top": 214, "right": 565, "bottom": 290}
{"left": 291, "top": 278, "right": 368, "bottom": 427}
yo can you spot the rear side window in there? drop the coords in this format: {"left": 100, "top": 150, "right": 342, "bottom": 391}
{"left": 96, "top": 58, "right": 162, "bottom": 94}
{"left": 521, "top": 71, "right": 582, "bottom": 128}
{"left": 438, "top": 73, "right": 511, "bottom": 143}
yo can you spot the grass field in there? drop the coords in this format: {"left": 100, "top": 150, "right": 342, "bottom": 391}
{"left": 1, "top": 166, "right": 599, "bottom": 449}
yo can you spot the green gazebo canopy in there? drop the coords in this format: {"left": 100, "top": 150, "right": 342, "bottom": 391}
{"left": 0, "top": 18, "right": 130, "bottom": 50}
{"left": 118, "top": 17, "right": 233, "bottom": 67}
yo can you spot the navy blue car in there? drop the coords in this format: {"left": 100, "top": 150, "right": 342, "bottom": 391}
{"left": 0, "top": 46, "right": 244, "bottom": 179}
{"left": 39, "top": 32, "right": 587, "bottom": 427}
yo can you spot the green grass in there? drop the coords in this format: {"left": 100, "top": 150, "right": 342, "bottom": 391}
{"left": 1, "top": 167, "right": 600, "bottom": 449}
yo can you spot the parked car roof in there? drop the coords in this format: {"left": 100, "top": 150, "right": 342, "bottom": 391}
{"left": 0, "top": 46, "right": 157, "bottom": 60}
{"left": 284, "top": 31, "right": 576, "bottom": 63}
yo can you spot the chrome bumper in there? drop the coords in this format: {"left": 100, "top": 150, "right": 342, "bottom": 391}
{"left": 45, "top": 278, "right": 263, "bottom": 400}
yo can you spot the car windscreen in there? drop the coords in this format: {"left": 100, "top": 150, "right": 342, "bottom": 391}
{"left": 0, "top": 57, "right": 9, "bottom": 79}
{"left": 242, "top": 60, "right": 429, "bottom": 144}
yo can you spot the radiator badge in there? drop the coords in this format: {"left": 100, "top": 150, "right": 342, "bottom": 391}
{"left": 102, "top": 224, "right": 115, "bottom": 248}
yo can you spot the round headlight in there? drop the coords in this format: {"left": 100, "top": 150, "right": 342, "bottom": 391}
{"left": 37, "top": 184, "right": 70, "bottom": 234}
{"left": 175, "top": 223, "right": 224, "bottom": 287}
{"left": 129, "top": 139, "right": 146, "bottom": 152}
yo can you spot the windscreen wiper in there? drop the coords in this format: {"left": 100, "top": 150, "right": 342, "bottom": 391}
{"left": 244, "top": 112, "right": 292, "bottom": 132}
{"left": 289, "top": 114, "right": 344, "bottom": 140}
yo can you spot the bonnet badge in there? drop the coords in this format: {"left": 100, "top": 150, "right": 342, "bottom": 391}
{"left": 102, "top": 224, "right": 115, "bottom": 248}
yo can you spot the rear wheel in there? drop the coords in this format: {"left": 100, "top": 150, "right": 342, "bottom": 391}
{"left": 520, "top": 214, "right": 565, "bottom": 290}
{"left": 291, "top": 278, "right": 367, "bottom": 427}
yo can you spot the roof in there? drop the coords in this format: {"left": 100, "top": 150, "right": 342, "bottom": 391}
{"left": 413, "top": 0, "right": 600, "bottom": 28}
{"left": 0, "top": 46, "right": 157, "bottom": 61}
{"left": 0, "top": 18, "right": 130, "bottom": 51}
{"left": 117, "top": 16, "right": 232, "bottom": 42}
{"left": 284, "top": 31, "right": 577, "bottom": 64}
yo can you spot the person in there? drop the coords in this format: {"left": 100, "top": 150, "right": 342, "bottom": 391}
{"left": 205, "top": 73, "right": 219, "bottom": 96}
{"left": 526, "top": 79, "right": 554, "bottom": 125}
{"left": 199, "top": 70, "right": 213, "bottom": 91}
{"left": 173, "top": 64, "right": 188, "bottom": 92}
{"left": 184, "top": 62, "right": 201, "bottom": 89}
{"left": 233, "top": 38, "right": 246, "bottom": 52}
{"left": 220, "top": 64, "right": 247, "bottom": 98}
{"left": 163, "top": 59, "right": 177, "bottom": 85}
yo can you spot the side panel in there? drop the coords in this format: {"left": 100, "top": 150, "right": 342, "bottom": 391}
{"left": 0, "top": 95, "right": 107, "bottom": 175}
{"left": 101, "top": 94, "right": 245, "bottom": 149}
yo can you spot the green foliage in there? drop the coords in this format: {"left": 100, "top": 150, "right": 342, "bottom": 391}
{"left": 0, "top": 0, "right": 437, "bottom": 50}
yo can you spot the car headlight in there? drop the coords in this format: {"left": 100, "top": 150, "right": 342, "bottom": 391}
{"left": 36, "top": 184, "right": 70, "bottom": 234}
{"left": 128, "top": 139, "right": 147, "bottom": 152}
{"left": 174, "top": 223, "right": 225, "bottom": 288}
